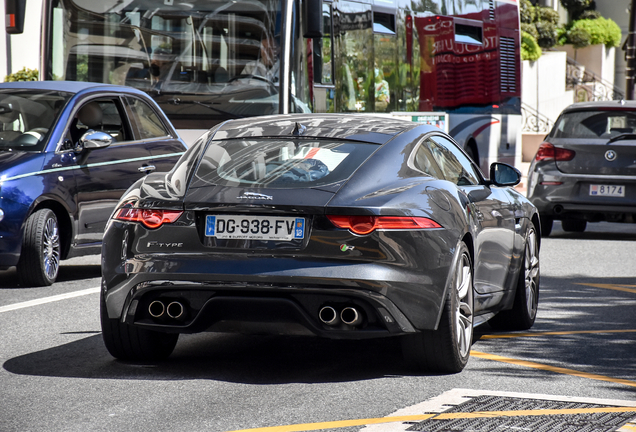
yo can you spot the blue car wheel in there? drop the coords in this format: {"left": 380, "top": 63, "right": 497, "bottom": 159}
{"left": 17, "top": 209, "right": 61, "bottom": 287}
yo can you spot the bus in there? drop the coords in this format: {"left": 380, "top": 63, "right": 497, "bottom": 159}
{"left": 3, "top": 0, "right": 521, "bottom": 170}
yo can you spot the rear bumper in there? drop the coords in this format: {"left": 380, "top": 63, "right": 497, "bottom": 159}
{"left": 528, "top": 166, "right": 636, "bottom": 222}
{"left": 102, "top": 252, "right": 453, "bottom": 337}
{"left": 106, "top": 280, "right": 419, "bottom": 339}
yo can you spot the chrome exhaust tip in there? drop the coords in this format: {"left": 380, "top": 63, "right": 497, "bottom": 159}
{"left": 149, "top": 300, "right": 165, "bottom": 318}
{"left": 341, "top": 307, "right": 362, "bottom": 326}
{"left": 319, "top": 306, "right": 339, "bottom": 325}
{"left": 166, "top": 301, "right": 184, "bottom": 319}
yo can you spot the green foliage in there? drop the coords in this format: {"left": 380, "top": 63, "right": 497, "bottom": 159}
{"left": 76, "top": 54, "right": 89, "bottom": 81}
{"left": 556, "top": 26, "right": 568, "bottom": 45}
{"left": 4, "top": 67, "right": 39, "bottom": 82}
{"left": 521, "top": 23, "right": 539, "bottom": 40}
{"left": 565, "top": 26, "right": 591, "bottom": 48}
{"left": 535, "top": 21, "right": 559, "bottom": 49}
{"left": 560, "top": 0, "right": 596, "bottom": 20}
{"left": 578, "top": 10, "right": 601, "bottom": 20}
{"left": 521, "top": 31, "right": 542, "bottom": 62}
{"left": 536, "top": 7, "right": 560, "bottom": 25}
{"left": 571, "top": 17, "right": 621, "bottom": 47}
{"left": 520, "top": 0, "right": 535, "bottom": 24}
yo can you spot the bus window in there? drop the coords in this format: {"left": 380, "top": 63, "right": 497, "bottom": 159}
{"left": 312, "top": 2, "right": 335, "bottom": 113}
{"left": 46, "top": 0, "right": 293, "bottom": 128}
{"left": 313, "top": 3, "right": 333, "bottom": 85}
{"left": 333, "top": 0, "right": 372, "bottom": 112}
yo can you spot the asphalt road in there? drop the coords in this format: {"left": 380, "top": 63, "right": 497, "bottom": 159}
{"left": 1, "top": 221, "right": 635, "bottom": 432}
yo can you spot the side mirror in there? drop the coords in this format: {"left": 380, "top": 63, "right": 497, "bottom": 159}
{"left": 489, "top": 162, "right": 521, "bottom": 187}
{"left": 303, "top": 0, "right": 323, "bottom": 38}
{"left": 75, "top": 130, "right": 113, "bottom": 165}
{"left": 78, "top": 130, "right": 113, "bottom": 151}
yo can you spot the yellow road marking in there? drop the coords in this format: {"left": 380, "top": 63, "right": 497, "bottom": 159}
{"left": 225, "top": 407, "right": 636, "bottom": 432}
{"left": 471, "top": 351, "right": 636, "bottom": 388}
{"left": 619, "top": 423, "right": 636, "bottom": 431}
{"left": 225, "top": 415, "right": 435, "bottom": 432}
{"left": 481, "top": 329, "right": 636, "bottom": 339}
{"left": 576, "top": 283, "right": 636, "bottom": 294}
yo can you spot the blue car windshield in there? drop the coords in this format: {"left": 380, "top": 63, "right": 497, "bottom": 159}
{"left": 191, "top": 139, "right": 379, "bottom": 189}
{"left": 0, "top": 90, "right": 72, "bottom": 152}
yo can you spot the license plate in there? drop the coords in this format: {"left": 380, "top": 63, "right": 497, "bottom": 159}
{"left": 589, "top": 184, "right": 625, "bottom": 197}
{"left": 205, "top": 215, "right": 305, "bottom": 240}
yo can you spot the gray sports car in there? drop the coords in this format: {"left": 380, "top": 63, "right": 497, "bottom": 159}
{"left": 100, "top": 114, "right": 541, "bottom": 373}
{"left": 527, "top": 100, "right": 636, "bottom": 236}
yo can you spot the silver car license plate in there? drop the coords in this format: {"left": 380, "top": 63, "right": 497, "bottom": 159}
{"left": 205, "top": 215, "right": 305, "bottom": 240}
{"left": 589, "top": 184, "right": 625, "bottom": 197}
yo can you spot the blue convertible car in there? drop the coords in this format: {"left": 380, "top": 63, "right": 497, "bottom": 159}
{"left": 0, "top": 81, "right": 186, "bottom": 286}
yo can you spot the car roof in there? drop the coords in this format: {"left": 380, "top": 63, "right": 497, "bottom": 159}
{"left": 213, "top": 114, "right": 426, "bottom": 145}
{"left": 561, "top": 100, "right": 636, "bottom": 112}
{"left": 0, "top": 80, "right": 143, "bottom": 95}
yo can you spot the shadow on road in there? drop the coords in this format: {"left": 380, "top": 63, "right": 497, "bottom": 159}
{"left": 3, "top": 331, "right": 421, "bottom": 383}
{"left": 548, "top": 221, "right": 636, "bottom": 241}
{"left": 474, "top": 274, "right": 636, "bottom": 397}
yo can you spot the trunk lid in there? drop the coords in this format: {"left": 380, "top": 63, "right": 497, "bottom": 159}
{"left": 552, "top": 137, "right": 636, "bottom": 176}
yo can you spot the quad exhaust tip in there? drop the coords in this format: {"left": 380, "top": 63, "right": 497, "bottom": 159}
{"left": 319, "top": 305, "right": 363, "bottom": 327}
{"left": 166, "top": 301, "right": 184, "bottom": 319}
{"left": 148, "top": 300, "right": 185, "bottom": 320}
{"left": 149, "top": 300, "right": 165, "bottom": 318}
{"left": 341, "top": 307, "right": 362, "bottom": 326}
{"left": 319, "top": 306, "right": 339, "bottom": 325}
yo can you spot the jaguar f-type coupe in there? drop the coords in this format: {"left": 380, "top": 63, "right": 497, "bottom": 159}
{"left": 100, "top": 114, "right": 541, "bottom": 373}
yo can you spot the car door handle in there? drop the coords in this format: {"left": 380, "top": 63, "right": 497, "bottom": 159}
{"left": 138, "top": 165, "right": 156, "bottom": 174}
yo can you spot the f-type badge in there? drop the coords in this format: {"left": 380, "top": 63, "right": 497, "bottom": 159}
{"left": 237, "top": 192, "right": 273, "bottom": 200}
{"left": 605, "top": 149, "right": 617, "bottom": 161}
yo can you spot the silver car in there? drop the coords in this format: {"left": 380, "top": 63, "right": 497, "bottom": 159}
{"left": 527, "top": 100, "right": 636, "bottom": 236}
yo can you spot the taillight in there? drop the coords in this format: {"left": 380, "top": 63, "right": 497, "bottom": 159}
{"left": 114, "top": 208, "right": 183, "bottom": 229}
{"left": 534, "top": 142, "right": 575, "bottom": 162}
{"left": 327, "top": 215, "right": 441, "bottom": 235}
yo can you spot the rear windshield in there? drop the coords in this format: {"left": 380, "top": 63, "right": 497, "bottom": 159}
{"left": 551, "top": 110, "right": 636, "bottom": 139}
{"left": 192, "top": 139, "right": 379, "bottom": 188}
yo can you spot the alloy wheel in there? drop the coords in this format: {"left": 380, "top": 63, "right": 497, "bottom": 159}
{"left": 455, "top": 252, "right": 473, "bottom": 358}
{"left": 524, "top": 228, "right": 539, "bottom": 320}
{"left": 42, "top": 216, "right": 61, "bottom": 281}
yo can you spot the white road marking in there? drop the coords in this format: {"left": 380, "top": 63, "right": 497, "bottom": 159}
{"left": 0, "top": 287, "right": 100, "bottom": 313}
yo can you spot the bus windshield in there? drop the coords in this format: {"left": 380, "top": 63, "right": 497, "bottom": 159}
{"left": 48, "top": 0, "right": 309, "bottom": 128}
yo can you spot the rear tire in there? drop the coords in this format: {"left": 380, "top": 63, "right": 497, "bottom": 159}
{"left": 402, "top": 243, "right": 473, "bottom": 373}
{"left": 100, "top": 293, "right": 178, "bottom": 361}
{"left": 540, "top": 216, "right": 553, "bottom": 237}
{"left": 17, "top": 209, "right": 60, "bottom": 287}
{"left": 562, "top": 219, "right": 586, "bottom": 232}
{"left": 489, "top": 226, "right": 540, "bottom": 331}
